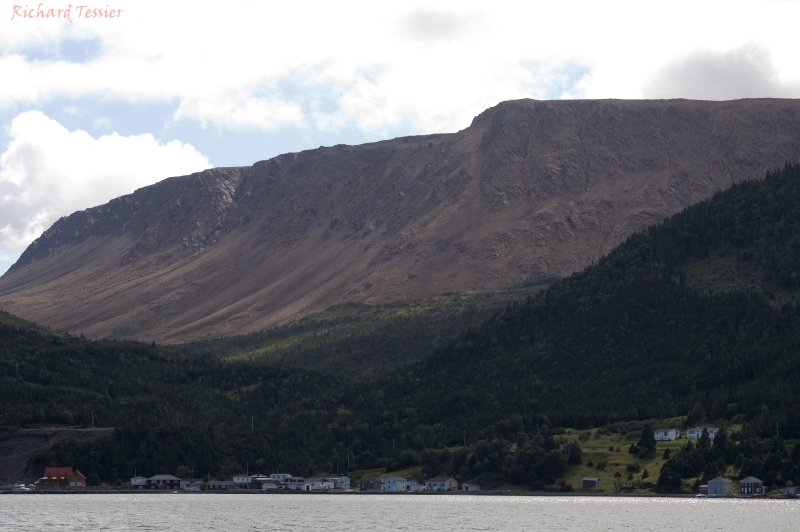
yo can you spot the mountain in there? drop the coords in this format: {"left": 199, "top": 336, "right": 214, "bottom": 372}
{"left": 2, "top": 98, "right": 800, "bottom": 342}
{"left": 7, "top": 164, "right": 800, "bottom": 489}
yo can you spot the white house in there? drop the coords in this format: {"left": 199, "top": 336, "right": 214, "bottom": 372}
{"left": 306, "top": 478, "right": 335, "bottom": 491}
{"left": 329, "top": 476, "right": 351, "bottom": 490}
{"left": 260, "top": 480, "right": 282, "bottom": 491}
{"left": 232, "top": 473, "right": 252, "bottom": 485}
{"left": 270, "top": 473, "right": 292, "bottom": 482}
{"left": 686, "top": 427, "right": 719, "bottom": 440}
{"left": 130, "top": 476, "right": 148, "bottom": 489}
{"left": 383, "top": 477, "right": 419, "bottom": 493}
{"left": 425, "top": 477, "right": 458, "bottom": 492}
{"left": 284, "top": 476, "right": 307, "bottom": 491}
{"left": 708, "top": 476, "right": 733, "bottom": 497}
{"left": 654, "top": 428, "right": 680, "bottom": 441}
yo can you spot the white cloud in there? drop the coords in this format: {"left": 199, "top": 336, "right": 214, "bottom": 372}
{"left": 643, "top": 44, "right": 798, "bottom": 100}
{"left": 2, "top": 0, "right": 797, "bottom": 136}
{"left": 398, "top": 8, "right": 479, "bottom": 43}
{"left": 0, "top": 111, "right": 210, "bottom": 266}
{"left": 174, "top": 92, "right": 305, "bottom": 131}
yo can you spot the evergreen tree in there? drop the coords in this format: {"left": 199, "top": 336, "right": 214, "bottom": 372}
{"left": 636, "top": 424, "right": 657, "bottom": 458}
{"left": 563, "top": 442, "right": 583, "bottom": 465}
{"left": 698, "top": 428, "right": 711, "bottom": 451}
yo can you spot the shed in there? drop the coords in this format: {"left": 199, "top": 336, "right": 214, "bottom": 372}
{"left": 582, "top": 477, "right": 600, "bottom": 489}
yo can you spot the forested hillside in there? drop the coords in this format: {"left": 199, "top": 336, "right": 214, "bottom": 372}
{"left": 183, "top": 287, "right": 545, "bottom": 379}
{"left": 389, "top": 163, "right": 800, "bottom": 439}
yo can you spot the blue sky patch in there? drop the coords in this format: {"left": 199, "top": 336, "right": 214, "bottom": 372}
{"left": 4, "top": 36, "right": 104, "bottom": 64}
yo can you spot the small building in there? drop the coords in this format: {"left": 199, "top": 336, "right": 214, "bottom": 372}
{"left": 232, "top": 473, "right": 252, "bottom": 486}
{"left": 250, "top": 475, "right": 271, "bottom": 487}
{"left": 699, "top": 484, "right": 709, "bottom": 495}
{"left": 383, "top": 477, "right": 417, "bottom": 493}
{"left": 67, "top": 470, "right": 87, "bottom": 487}
{"left": 425, "top": 477, "right": 458, "bottom": 492}
{"left": 180, "top": 479, "right": 203, "bottom": 491}
{"left": 146, "top": 474, "right": 181, "bottom": 489}
{"left": 359, "top": 477, "right": 384, "bottom": 492}
{"left": 270, "top": 473, "right": 292, "bottom": 482}
{"left": 38, "top": 467, "right": 84, "bottom": 489}
{"left": 462, "top": 482, "right": 481, "bottom": 492}
{"left": 654, "top": 428, "right": 680, "bottom": 441}
{"left": 582, "top": 477, "right": 600, "bottom": 489}
{"left": 686, "top": 427, "right": 719, "bottom": 440}
{"left": 304, "top": 478, "right": 334, "bottom": 491}
{"left": 284, "top": 476, "right": 307, "bottom": 491}
{"left": 739, "top": 476, "right": 764, "bottom": 496}
{"left": 708, "top": 476, "right": 733, "bottom": 497}
{"left": 260, "top": 480, "right": 282, "bottom": 491}
{"left": 207, "top": 479, "right": 233, "bottom": 490}
{"left": 131, "top": 476, "right": 148, "bottom": 489}
{"left": 329, "top": 476, "right": 351, "bottom": 490}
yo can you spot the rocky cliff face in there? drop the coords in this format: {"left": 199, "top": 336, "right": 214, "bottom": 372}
{"left": 2, "top": 98, "right": 800, "bottom": 342}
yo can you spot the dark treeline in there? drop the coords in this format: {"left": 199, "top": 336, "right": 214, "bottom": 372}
{"left": 4, "top": 163, "right": 800, "bottom": 489}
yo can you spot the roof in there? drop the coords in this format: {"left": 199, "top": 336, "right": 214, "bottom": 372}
{"left": 426, "top": 477, "right": 454, "bottom": 482}
{"left": 43, "top": 467, "right": 73, "bottom": 478}
{"left": 740, "top": 476, "right": 763, "bottom": 483}
{"left": 583, "top": 477, "right": 600, "bottom": 482}
{"left": 148, "top": 474, "right": 181, "bottom": 481}
{"left": 68, "top": 471, "right": 86, "bottom": 481}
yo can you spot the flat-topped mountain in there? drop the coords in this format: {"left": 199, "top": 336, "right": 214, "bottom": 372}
{"left": 2, "top": 98, "right": 800, "bottom": 342}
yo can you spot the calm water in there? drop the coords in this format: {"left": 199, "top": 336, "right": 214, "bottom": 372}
{"left": 1, "top": 493, "right": 798, "bottom": 531}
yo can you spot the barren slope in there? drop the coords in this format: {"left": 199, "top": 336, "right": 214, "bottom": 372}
{"left": 2, "top": 99, "right": 800, "bottom": 342}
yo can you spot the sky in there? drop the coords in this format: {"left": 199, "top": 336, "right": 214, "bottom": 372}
{"left": 1, "top": 0, "right": 799, "bottom": 275}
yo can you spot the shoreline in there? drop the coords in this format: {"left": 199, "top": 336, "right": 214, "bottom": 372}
{"left": 0, "top": 489, "right": 792, "bottom": 500}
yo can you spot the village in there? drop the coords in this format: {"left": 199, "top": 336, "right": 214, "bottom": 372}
{"left": 12, "top": 464, "right": 777, "bottom": 498}
{"left": 10, "top": 424, "right": 790, "bottom": 498}
{"left": 8, "top": 421, "right": 798, "bottom": 499}
{"left": 21, "top": 467, "right": 474, "bottom": 494}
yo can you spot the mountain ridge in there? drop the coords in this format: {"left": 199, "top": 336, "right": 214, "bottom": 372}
{"left": 2, "top": 98, "right": 800, "bottom": 342}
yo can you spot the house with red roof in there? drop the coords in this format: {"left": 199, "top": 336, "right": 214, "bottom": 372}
{"left": 37, "top": 467, "right": 86, "bottom": 488}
